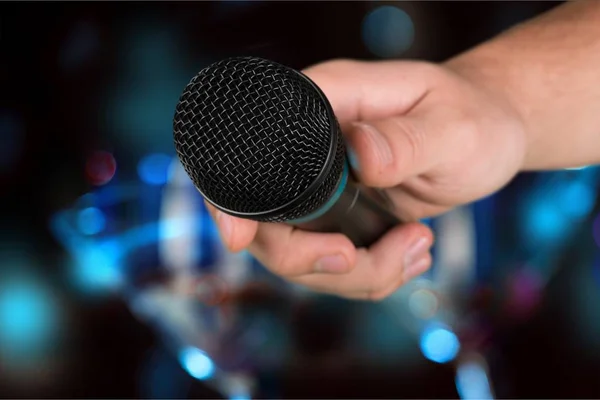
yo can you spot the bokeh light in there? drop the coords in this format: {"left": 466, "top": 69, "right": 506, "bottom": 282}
{"left": 353, "top": 304, "right": 417, "bottom": 362}
{"left": 0, "top": 277, "right": 60, "bottom": 357}
{"left": 455, "top": 360, "right": 494, "bottom": 400}
{"left": 107, "top": 26, "right": 202, "bottom": 154}
{"left": 230, "top": 394, "right": 251, "bottom": 400}
{"left": 85, "top": 151, "right": 117, "bottom": 186}
{"left": 522, "top": 201, "right": 567, "bottom": 246}
{"left": 408, "top": 288, "right": 439, "bottom": 319}
{"left": 71, "top": 242, "right": 123, "bottom": 293}
{"left": 77, "top": 207, "right": 106, "bottom": 235}
{"left": 138, "top": 153, "right": 173, "bottom": 185}
{"left": 0, "top": 110, "right": 24, "bottom": 171}
{"left": 419, "top": 323, "right": 460, "bottom": 364}
{"left": 178, "top": 347, "right": 215, "bottom": 380}
{"left": 362, "top": 6, "right": 414, "bottom": 58}
{"left": 557, "top": 180, "right": 595, "bottom": 218}
{"left": 139, "top": 347, "right": 193, "bottom": 399}
{"left": 506, "top": 268, "right": 543, "bottom": 318}
{"left": 222, "top": 375, "right": 254, "bottom": 400}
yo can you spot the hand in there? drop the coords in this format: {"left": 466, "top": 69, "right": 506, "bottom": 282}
{"left": 205, "top": 59, "right": 527, "bottom": 300}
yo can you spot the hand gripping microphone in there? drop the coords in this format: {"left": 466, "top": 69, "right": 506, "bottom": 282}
{"left": 173, "top": 57, "right": 401, "bottom": 247}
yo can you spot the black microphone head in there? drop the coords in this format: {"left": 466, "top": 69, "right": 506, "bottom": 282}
{"left": 173, "top": 57, "right": 346, "bottom": 222}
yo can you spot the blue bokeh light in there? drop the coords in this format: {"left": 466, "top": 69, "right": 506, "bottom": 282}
{"left": 138, "top": 153, "right": 173, "bottom": 185}
{"left": 557, "top": 180, "right": 595, "bottom": 218}
{"left": 523, "top": 201, "right": 567, "bottom": 245}
{"left": 419, "top": 324, "right": 460, "bottom": 364}
{"left": 455, "top": 361, "right": 494, "bottom": 400}
{"left": 230, "top": 394, "right": 251, "bottom": 400}
{"left": 178, "top": 347, "right": 215, "bottom": 380}
{"left": 72, "top": 242, "right": 122, "bottom": 293}
{"left": 139, "top": 348, "right": 193, "bottom": 399}
{"left": 108, "top": 27, "right": 203, "bottom": 153}
{"left": 362, "top": 6, "right": 415, "bottom": 58}
{"left": 0, "top": 279, "right": 59, "bottom": 354}
{"left": 77, "top": 207, "right": 106, "bottom": 235}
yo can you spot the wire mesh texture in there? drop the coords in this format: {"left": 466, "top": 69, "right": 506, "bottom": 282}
{"left": 173, "top": 56, "right": 345, "bottom": 222}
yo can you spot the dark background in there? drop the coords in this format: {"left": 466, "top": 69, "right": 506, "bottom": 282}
{"left": 2, "top": 1, "right": 600, "bottom": 399}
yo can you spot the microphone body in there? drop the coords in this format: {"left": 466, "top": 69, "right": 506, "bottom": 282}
{"left": 289, "top": 165, "right": 400, "bottom": 247}
{"left": 173, "top": 57, "right": 402, "bottom": 248}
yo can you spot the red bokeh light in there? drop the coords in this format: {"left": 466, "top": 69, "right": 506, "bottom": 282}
{"left": 85, "top": 151, "right": 116, "bottom": 186}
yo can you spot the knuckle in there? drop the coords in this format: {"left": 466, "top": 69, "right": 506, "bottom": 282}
{"left": 390, "top": 118, "right": 425, "bottom": 171}
{"left": 272, "top": 250, "right": 300, "bottom": 277}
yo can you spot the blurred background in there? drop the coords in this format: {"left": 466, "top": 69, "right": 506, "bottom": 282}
{"left": 2, "top": 1, "right": 600, "bottom": 398}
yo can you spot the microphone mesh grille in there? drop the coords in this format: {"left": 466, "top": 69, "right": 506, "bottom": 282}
{"left": 173, "top": 57, "right": 344, "bottom": 221}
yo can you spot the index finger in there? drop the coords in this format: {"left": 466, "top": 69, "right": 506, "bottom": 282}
{"left": 302, "top": 59, "right": 434, "bottom": 124}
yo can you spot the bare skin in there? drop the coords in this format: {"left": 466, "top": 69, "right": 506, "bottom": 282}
{"left": 206, "top": 1, "right": 600, "bottom": 300}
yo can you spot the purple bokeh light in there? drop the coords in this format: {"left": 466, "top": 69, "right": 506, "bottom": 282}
{"left": 593, "top": 213, "right": 600, "bottom": 248}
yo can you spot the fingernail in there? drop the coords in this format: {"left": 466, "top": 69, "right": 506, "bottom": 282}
{"left": 216, "top": 211, "right": 233, "bottom": 243}
{"left": 352, "top": 122, "right": 393, "bottom": 166}
{"left": 403, "top": 237, "right": 431, "bottom": 280}
{"left": 314, "top": 254, "right": 349, "bottom": 274}
{"left": 403, "top": 256, "right": 430, "bottom": 282}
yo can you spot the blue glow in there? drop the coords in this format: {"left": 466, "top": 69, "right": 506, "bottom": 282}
{"left": 138, "top": 153, "right": 173, "bottom": 185}
{"left": 77, "top": 207, "right": 106, "bottom": 235}
{"left": 420, "top": 217, "right": 432, "bottom": 227}
{"left": 455, "top": 362, "right": 494, "bottom": 400}
{"left": 419, "top": 324, "right": 460, "bottom": 364}
{"left": 362, "top": 6, "right": 414, "bottom": 58}
{"left": 230, "top": 394, "right": 251, "bottom": 400}
{"left": 0, "top": 280, "right": 58, "bottom": 353}
{"left": 108, "top": 27, "right": 203, "bottom": 153}
{"left": 178, "top": 347, "right": 215, "bottom": 380}
{"left": 523, "top": 201, "right": 567, "bottom": 244}
{"left": 119, "top": 217, "right": 200, "bottom": 253}
{"left": 160, "top": 217, "right": 192, "bottom": 241}
{"left": 558, "top": 181, "right": 596, "bottom": 218}
{"left": 72, "top": 242, "right": 122, "bottom": 292}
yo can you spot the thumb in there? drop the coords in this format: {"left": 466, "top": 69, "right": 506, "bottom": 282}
{"left": 344, "top": 115, "right": 446, "bottom": 188}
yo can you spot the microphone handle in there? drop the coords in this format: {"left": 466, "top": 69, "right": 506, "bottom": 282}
{"left": 293, "top": 176, "right": 402, "bottom": 248}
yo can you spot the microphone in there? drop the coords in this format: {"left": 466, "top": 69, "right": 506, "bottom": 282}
{"left": 173, "top": 56, "right": 401, "bottom": 247}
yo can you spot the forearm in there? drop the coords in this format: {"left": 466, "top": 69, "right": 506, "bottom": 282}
{"left": 446, "top": 1, "right": 600, "bottom": 170}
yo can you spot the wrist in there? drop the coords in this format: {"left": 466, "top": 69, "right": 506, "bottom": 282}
{"left": 444, "top": 46, "right": 535, "bottom": 171}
